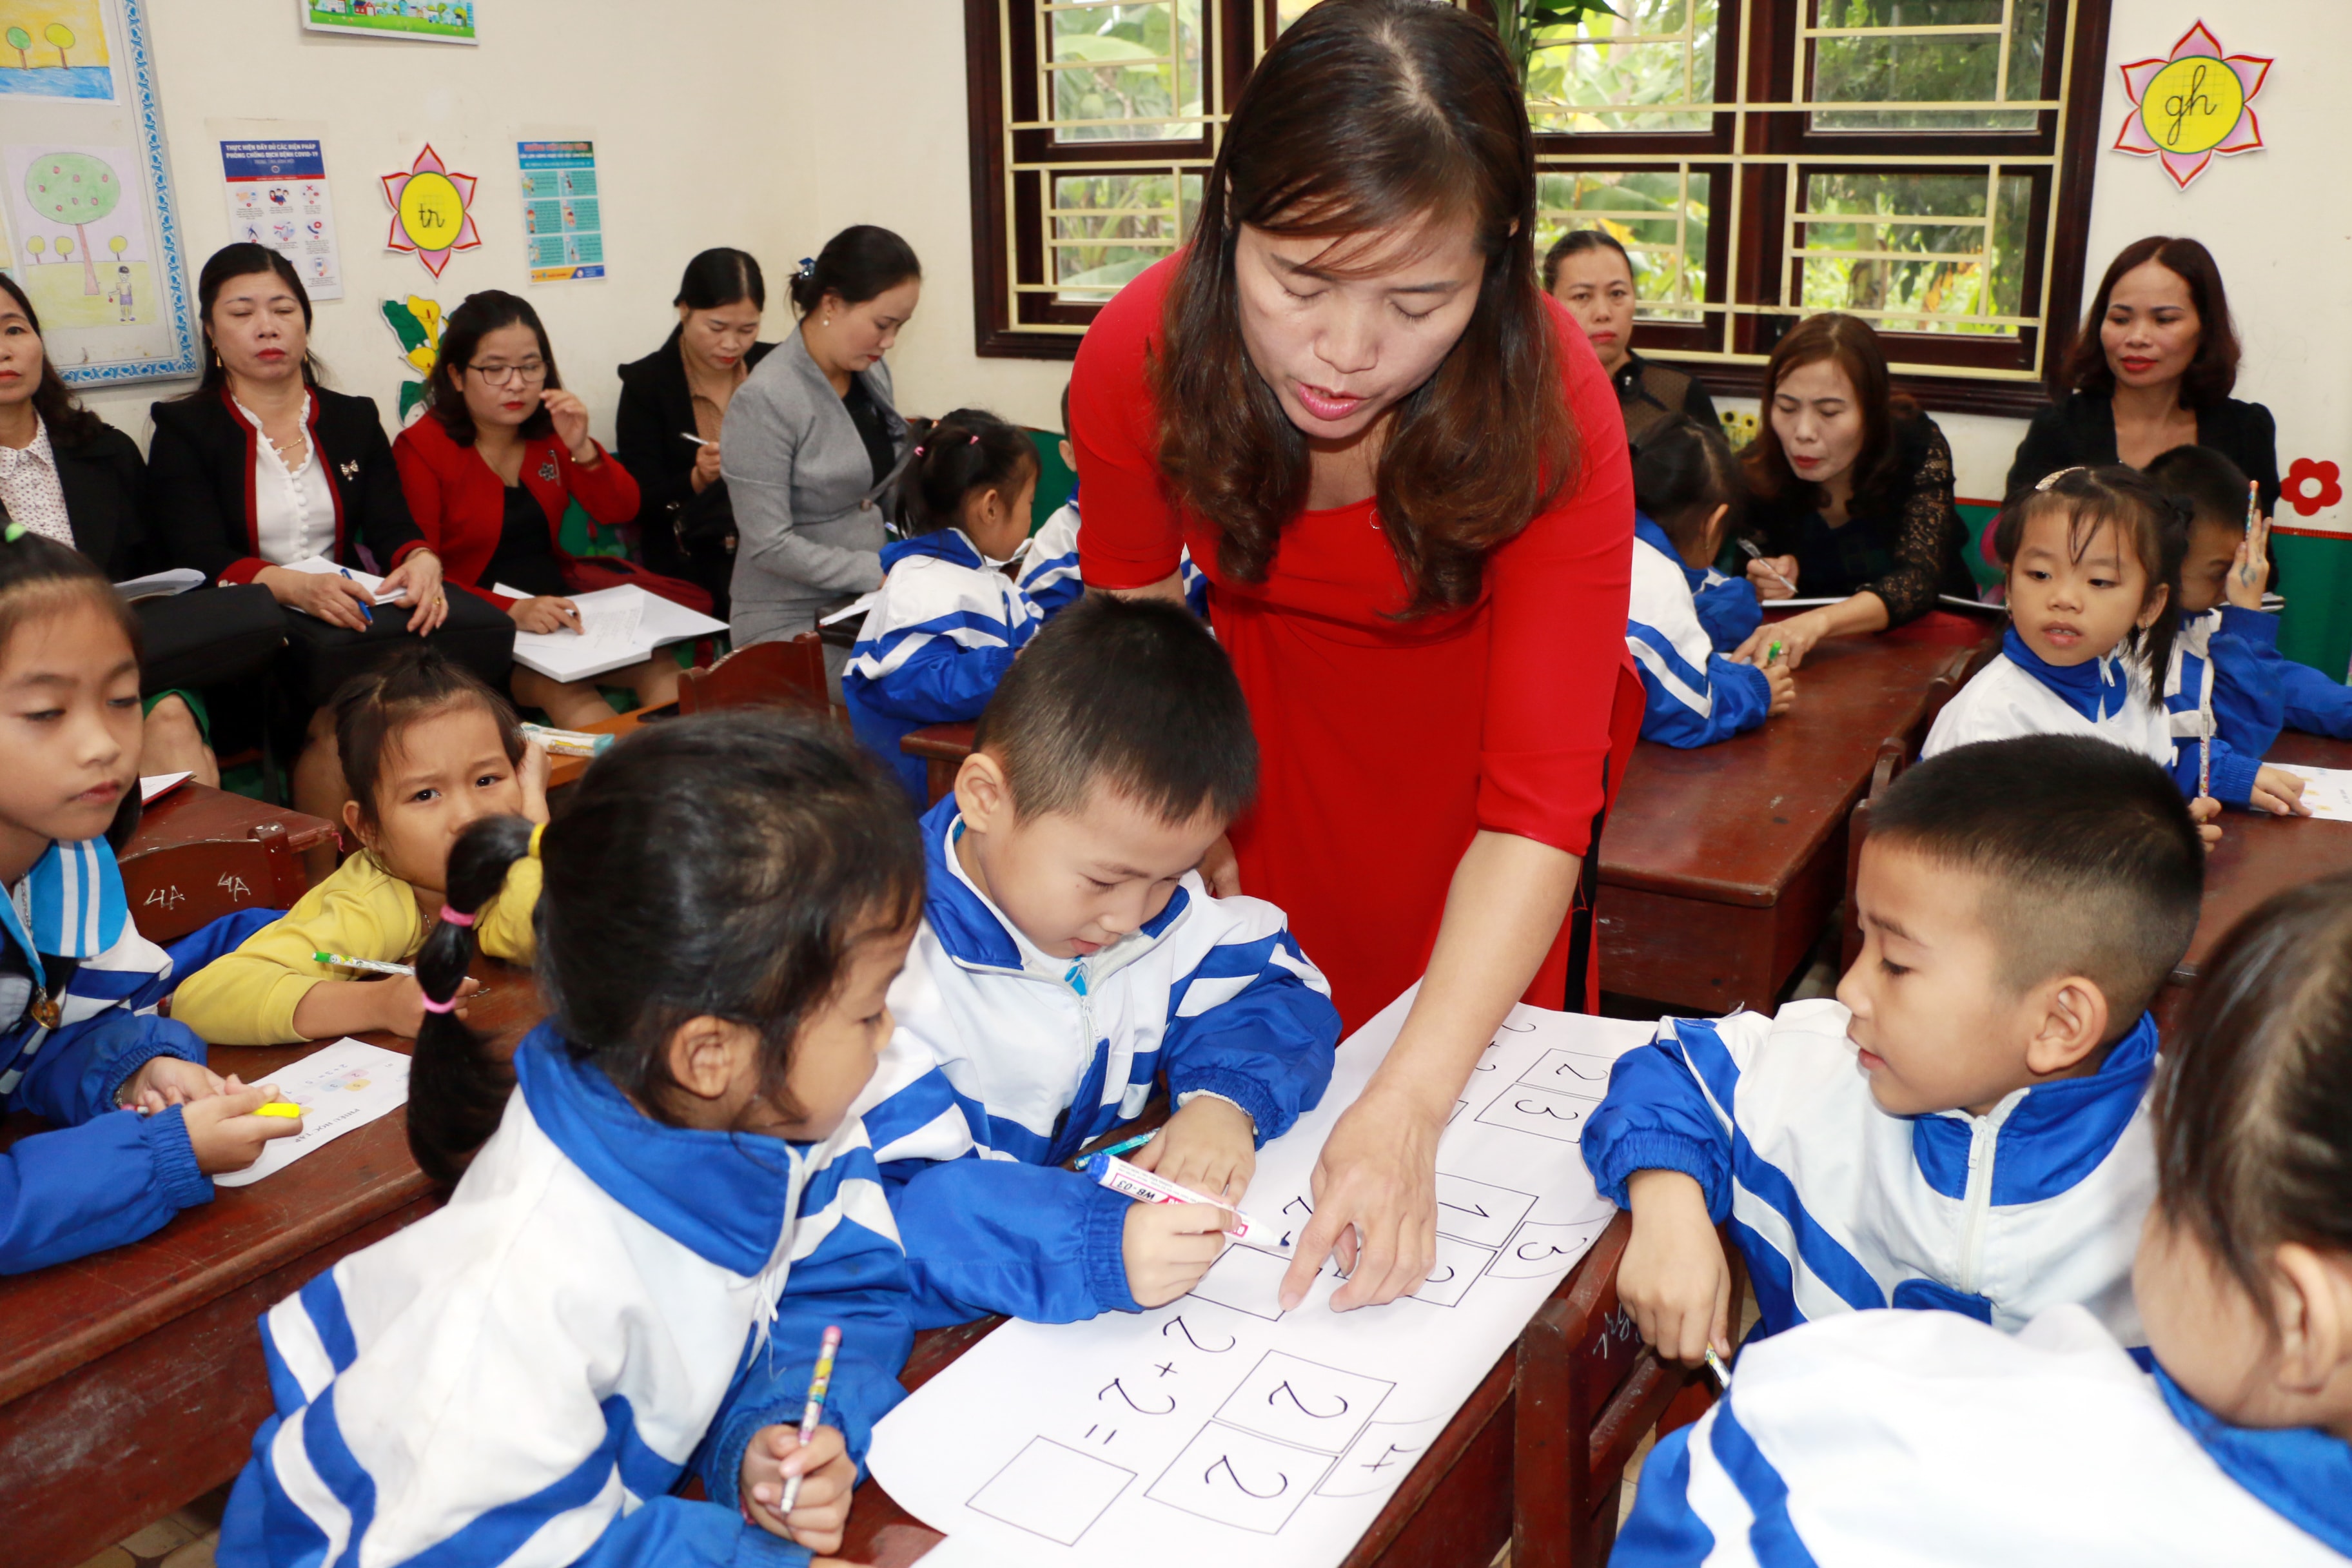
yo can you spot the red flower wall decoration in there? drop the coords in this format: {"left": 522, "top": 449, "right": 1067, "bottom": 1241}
{"left": 2283, "top": 459, "right": 2342, "bottom": 518}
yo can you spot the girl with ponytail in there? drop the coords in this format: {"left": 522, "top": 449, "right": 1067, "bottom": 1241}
{"left": 222, "top": 710, "right": 928, "bottom": 1567}
{"left": 841, "top": 406, "right": 1043, "bottom": 803}
{"left": 170, "top": 644, "right": 547, "bottom": 1046}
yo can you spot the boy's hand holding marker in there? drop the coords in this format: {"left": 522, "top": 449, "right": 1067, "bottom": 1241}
{"left": 1085, "top": 1152, "right": 1264, "bottom": 1308}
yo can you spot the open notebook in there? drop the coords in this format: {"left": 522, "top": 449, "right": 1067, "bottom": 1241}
{"left": 498, "top": 582, "right": 727, "bottom": 683}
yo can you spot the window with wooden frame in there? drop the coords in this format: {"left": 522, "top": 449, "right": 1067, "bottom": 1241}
{"left": 965, "top": 0, "right": 2113, "bottom": 416}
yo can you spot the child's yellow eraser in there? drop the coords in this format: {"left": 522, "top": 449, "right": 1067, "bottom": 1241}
{"left": 255, "top": 1101, "right": 304, "bottom": 1119}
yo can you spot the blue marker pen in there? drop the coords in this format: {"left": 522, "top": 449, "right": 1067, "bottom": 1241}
{"left": 340, "top": 567, "right": 373, "bottom": 623}
{"left": 1088, "top": 1130, "right": 1156, "bottom": 1162}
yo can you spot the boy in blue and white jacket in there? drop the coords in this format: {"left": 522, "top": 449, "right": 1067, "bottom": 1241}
{"left": 1623, "top": 416, "right": 1790, "bottom": 747}
{"left": 861, "top": 594, "right": 1338, "bottom": 1325}
{"left": 1021, "top": 484, "right": 1208, "bottom": 623}
{"left": 1585, "top": 736, "right": 2202, "bottom": 1362}
{"left": 2150, "top": 444, "right": 2320, "bottom": 817}
{"left": 845, "top": 408, "right": 1047, "bottom": 805}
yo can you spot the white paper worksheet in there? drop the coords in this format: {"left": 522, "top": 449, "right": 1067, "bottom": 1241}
{"left": 213, "top": 1039, "right": 411, "bottom": 1188}
{"left": 503, "top": 583, "right": 728, "bottom": 683}
{"left": 2269, "top": 764, "right": 2352, "bottom": 821}
{"left": 865, "top": 988, "right": 1652, "bottom": 1568}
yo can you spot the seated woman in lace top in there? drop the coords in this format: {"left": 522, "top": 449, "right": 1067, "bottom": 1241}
{"left": 1729, "top": 313, "right": 1977, "bottom": 669}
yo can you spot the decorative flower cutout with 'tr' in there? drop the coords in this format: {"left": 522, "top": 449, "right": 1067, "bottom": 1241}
{"left": 2114, "top": 21, "right": 2270, "bottom": 190}
{"left": 380, "top": 144, "right": 480, "bottom": 278}
{"left": 2284, "top": 459, "right": 2342, "bottom": 520}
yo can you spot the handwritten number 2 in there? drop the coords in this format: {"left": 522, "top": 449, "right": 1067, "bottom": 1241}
{"left": 1161, "top": 1316, "right": 1235, "bottom": 1353}
{"left": 1206, "top": 1455, "right": 1288, "bottom": 1498}
{"left": 1099, "top": 1378, "right": 1175, "bottom": 1415}
{"left": 1268, "top": 1380, "right": 1349, "bottom": 1419}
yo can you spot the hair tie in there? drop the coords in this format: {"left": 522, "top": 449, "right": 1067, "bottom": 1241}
{"left": 796, "top": 257, "right": 816, "bottom": 279}
{"left": 438, "top": 908, "right": 475, "bottom": 928}
{"left": 529, "top": 822, "right": 546, "bottom": 860}
{"left": 1, "top": 521, "right": 22, "bottom": 544}
{"left": 2035, "top": 466, "right": 2086, "bottom": 492}
{"left": 913, "top": 444, "right": 926, "bottom": 457}
{"left": 967, "top": 433, "right": 980, "bottom": 446}
{"left": 420, "top": 994, "right": 459, "bottom": 1014}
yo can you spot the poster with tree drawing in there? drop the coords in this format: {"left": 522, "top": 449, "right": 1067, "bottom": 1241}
{"left": 0, "top": 0, "right": 194, "bottom": 382}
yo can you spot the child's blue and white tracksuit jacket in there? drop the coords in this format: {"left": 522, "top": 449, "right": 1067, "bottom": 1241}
{"left": 1018, "top": 493, "right": 1210, "bottom": 623}
{"left": 858, "top": 795, "right": 1339, "bottom": 1325}
{"left": 1690, "top": 559, "right": 1762, "bottom": 654}
{"left": 0, "top": 835, "right": 262, "bottom": 1274}
{"left": 1582, "top": 998, "right": 2159, "bottom": 1344}
{"left": 2163, "top": 605, "right": 2286, "bottom": 807}
{"left": 1610, "top": 1304, "right": 2352, "bottom": 1567}
{"left": 1923, "top": 627, "right": 2175, "bottom": 774}
{"left": 1626, "top": 514, "right": 1772, "bottom": 748}
{"left": 217, "top": 1031, "right": 915, "bottom": 1568}
{"left": 844, "top": 529, "right": 1043, "bottom": 804}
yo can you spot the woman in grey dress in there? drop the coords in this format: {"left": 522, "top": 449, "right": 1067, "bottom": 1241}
{"left": 721, "top": 225, "right": 922, "bottom": 679}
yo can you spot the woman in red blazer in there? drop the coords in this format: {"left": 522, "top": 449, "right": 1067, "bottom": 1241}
{"left": 395, "top": 291, "right": 704, "bottom": 726}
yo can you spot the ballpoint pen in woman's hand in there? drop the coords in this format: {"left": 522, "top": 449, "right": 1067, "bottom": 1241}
{"left": 1737, "top": 538, "right": 1798, "bottom": 597}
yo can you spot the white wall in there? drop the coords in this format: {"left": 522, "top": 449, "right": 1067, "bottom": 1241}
{"left": 86, "top": 0, "right": 2352, "bottom": 513}
{"left": 85, "top": 0, "right": 814, "bottom": 447}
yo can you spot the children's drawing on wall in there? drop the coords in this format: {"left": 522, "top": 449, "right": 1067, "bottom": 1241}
{"left": 6, "top": 144, "right": 147, "bottom": 333}
{"left": 378, "top": 293, "right": 442, "bottom": 424}
{"left": 0, "top": 1, "right": 112, "bottom": 101}
{"left": 301, "top": 0, "right": 477, "bottom": 46}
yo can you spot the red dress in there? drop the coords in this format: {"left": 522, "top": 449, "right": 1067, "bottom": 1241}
{"left": 1074, "top": 257, "right": 1634, "bottom": 1030}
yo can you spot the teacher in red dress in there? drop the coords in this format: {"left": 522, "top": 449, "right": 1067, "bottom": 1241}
{"left": 1072, "top": 0, "right": 1634, "bottom": 1311}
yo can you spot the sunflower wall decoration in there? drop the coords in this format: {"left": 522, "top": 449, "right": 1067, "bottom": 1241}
{"left": 2113, "top": 21, "right": 2271, "bottom": 191}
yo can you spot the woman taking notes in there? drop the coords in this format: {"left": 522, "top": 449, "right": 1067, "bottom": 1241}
{"left": 1073, "top": 0, "right": 1634, "bottom": 1311}
{"left": 1729, "top": 311, "right": 1975, "bottom": 669}
{"left": 2007, "top": 236, "right": 2278, "bottom": 513}
{"left": 721, "top": 226, "right": 921, "bottom": 685}
{"left": 615, "top": 248, "right": 774, "bottom": 621}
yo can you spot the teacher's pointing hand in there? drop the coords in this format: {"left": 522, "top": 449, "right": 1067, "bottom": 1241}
{"left": 1279, "top": 1084, "right": 1442, "bottom": 1311}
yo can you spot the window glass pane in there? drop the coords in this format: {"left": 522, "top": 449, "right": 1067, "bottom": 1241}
{"left": 1531, "top": 0, "right": 1718, "bottom": 133}
{"left": 1809, "top": 0, "right": 2046, "bottom": 131}
{"left": 1052, "top": 172, "right": 1204, "bottom": 299}
{"left": 1796, "top": 171, "right": 2029, "bottom": 334}
{"left": 1538, "top": 169, "right": 1713, "bottom": 322}
{"left": 1050, "top": 1, "right": 1204, "bottom": 143}
{"left": 1275, "top": 0, "right": 1322, "bottom": 30}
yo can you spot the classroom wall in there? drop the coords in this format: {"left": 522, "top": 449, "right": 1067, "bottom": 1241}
{"left": 83, "top": 0, "right": 2352, "bottom": 521}
{"left": 81, "top": 0, "right": 816, "bottom": 449}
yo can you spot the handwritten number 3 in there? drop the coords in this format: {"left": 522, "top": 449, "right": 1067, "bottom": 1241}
{"left": 1514, "top": 1097, "right": 1581, "bottom": 1121}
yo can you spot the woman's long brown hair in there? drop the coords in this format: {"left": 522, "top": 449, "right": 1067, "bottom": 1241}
{"left": 1150, "top": 0, "right": 1574, "bottom": 617}
{"left": 1741, "top": 311, "right": 1916, "bottom": 518}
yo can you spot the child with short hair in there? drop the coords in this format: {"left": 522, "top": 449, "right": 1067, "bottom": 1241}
{"left": 1925, "top": 466, "right": 2186, "bottom": 772}
{"left": 1586, "top": 734, "right": 2202, "bottom": 1364}
{"left": 220, "top": 714, "right": 924, "bottom": 1565}
{"left": 1625, "top": 415, "right": 1792, "bottom": 746}
{"left": 845, "top": 407, "right": 1044, "bottom": 804}
{"left": 0, "top": 531, "right": 297, "bottom": 1273}
{"left": 863, "top": 594, "right": 1338, "bottom": 1322}
{"left": 2148, "top": 442, "right": 2316, "bottom": 816}
{"left": 1609, "top": 872, "right": 2352, "bottom": 1567}
{"left": 169, "top": 647, "right": 546, "bottom": 1046}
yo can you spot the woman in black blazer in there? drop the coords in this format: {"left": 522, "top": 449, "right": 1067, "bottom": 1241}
{"left": 0, "top": 271, "right": 280, "bottom": 785}
{"left": 146, "top": 244, "right": 512, "bottom": 827}
{"left": 2006, "top": 237, "right": 2279, "bottom": 511}
{"left": 614, "top": 249, "right": 772, "bottom": 620}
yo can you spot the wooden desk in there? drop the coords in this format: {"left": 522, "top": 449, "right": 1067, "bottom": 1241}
{"left": 903, "top": 721, "right": 977, "bottom": 806}
{"left": 545, "top": 707, "right": 661, "bottom": 791}
{"left": 0, "top": 963, "right": 544, "bottom": 1568}
{"left": 120, "top": 785, "right": 341, "bottom": 941}
{"left": 1596, "top": 637, "right": 1977, "bottom": 1012}
{"left": 2166, "top": 733, "right": 2352, "bottom": 1006}
{"left": 841, "top": 1213, "right": 1720, "bottom": 1568}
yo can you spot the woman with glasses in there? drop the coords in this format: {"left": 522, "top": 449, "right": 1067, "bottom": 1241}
{"left": 393, "top": 289, "right": 699, "bottom": 727}
{"left": 149, "top": 244, "right": 512, "bottom": 835}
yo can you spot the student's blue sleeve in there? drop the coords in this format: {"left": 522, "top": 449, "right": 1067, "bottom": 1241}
{"left": 1582, "top": 1018, "right": 1748, "bottom": 1218}
{"left": 570, "top": 1497, "right": 816, "bottom": 1568}
{"left": 1157, "top": 921, "right": 1338, "bottom": 1146}
{"left": 891, "top": 1158, "right": 1141, "bottom": 1326}
{"left": 2170, "top": 729, "right": 2261, "bottom": 808}
{"left": 2277, "top": 660, "right": 2352, "bottom": 740}
{"left": 2208, "top": 606, "right": 2286, "bottom": 756}
{"left": 1024, "top": 571, "right": 1083, "bottom": 621}
{"left": 844, "top": 624, "right": 1020, "bottom": 725}
{"left": 159, "top": 908, "right": 286, "bottom": 999}
{"left": 1630, "top": 629, "right": 1772, "bottom": 749}
{"left": 696, "top": 1242, "right": 914, "bottom": 1510}
{"left": 1691, "top": 572, "right": 1762, "bottom": 653}
{"left": 16, "top": 1006, "right": 208, "bottom": 1128}
{"left": 1603, "top": 1419, "right": 1718, "bottom": 1567}
{"left": 2232, "top": 601, "right": 2352, "bottom": 738}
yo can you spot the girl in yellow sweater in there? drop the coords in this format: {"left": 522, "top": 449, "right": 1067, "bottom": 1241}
{"left": 172, "top": 648, "right": 545, "bottom": 1045}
